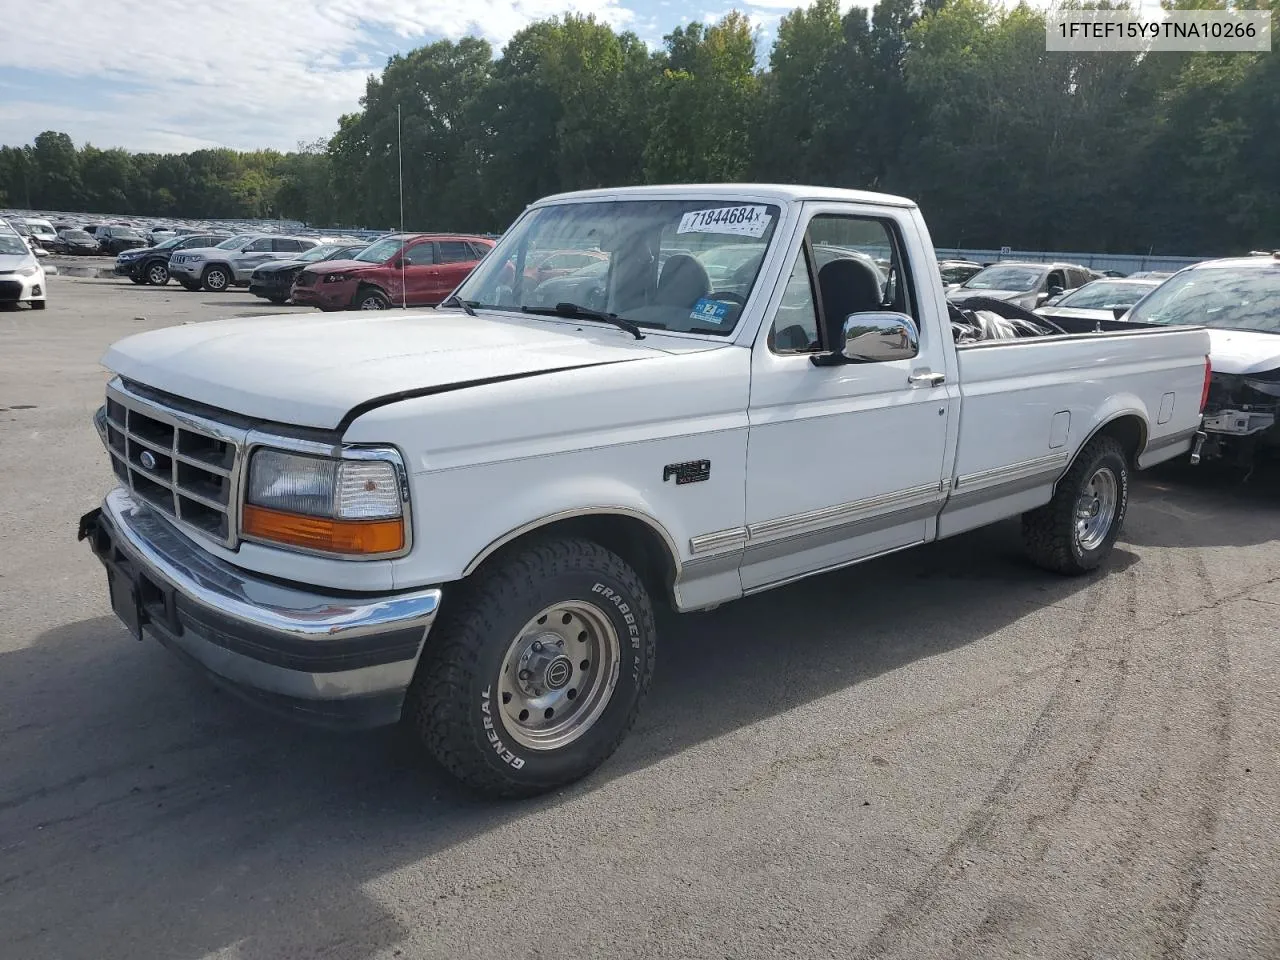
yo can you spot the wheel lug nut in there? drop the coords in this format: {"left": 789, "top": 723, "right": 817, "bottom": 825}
{"left": 532, "top": 641, "right": 543, "bottom": 652}
{"left": 518, "top": 669, "right": 531, "bottom": 680}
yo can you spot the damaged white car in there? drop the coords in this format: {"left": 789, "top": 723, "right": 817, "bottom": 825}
{"left": 1121, "top": 253, "right": 1280, "bottom": 468}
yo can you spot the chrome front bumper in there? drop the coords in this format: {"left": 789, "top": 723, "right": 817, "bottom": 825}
{"left": 79, "top": 487, "right": 442, "bottom": 728}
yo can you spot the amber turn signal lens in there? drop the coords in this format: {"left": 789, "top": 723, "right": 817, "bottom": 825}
{"left": 242, "top": 504, "right": 404, "bottom": 555}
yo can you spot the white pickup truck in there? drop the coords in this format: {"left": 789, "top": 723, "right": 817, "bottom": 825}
{"left": 78, "top": 184, "right": 1211, "bottom": 798}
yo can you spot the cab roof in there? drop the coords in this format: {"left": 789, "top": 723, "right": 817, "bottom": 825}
{"left": 532, "top": 183, "right": 917, "bottom": 209}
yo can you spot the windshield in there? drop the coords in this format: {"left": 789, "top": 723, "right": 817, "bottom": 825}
{"left": 116, "top": 228, "right": 143, "bottom": 240}
{"left": 454, "top": 199, "right": 782, "bottom": 335}
{"left": 964, "top": 264, "right": 1044, "bottom": 292}
{"left": 0, "top": 235, "right": 30, "bottom": 256}
{"left": 299, "top": 243, "right": 348, "bottom": 262}
{"left": 154, "top": 235, "right": 187, "bottom": 250}
{"left": 1054, "top": 280, "right": 1157, "bottom": 309}
{"left": 216, "top": 235, "right": 253, "bottom": 249}
{"left": 353, "top": 237, "right": 406, "bottom": 263}
{"left": 1125, "top": 266, "right": 1280, "bottom": 333}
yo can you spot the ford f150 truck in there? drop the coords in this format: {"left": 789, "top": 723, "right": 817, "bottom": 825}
{"left": 78, "top": 185, "right": 1211, "bottom": 798}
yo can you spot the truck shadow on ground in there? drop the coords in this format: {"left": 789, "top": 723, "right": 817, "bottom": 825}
{"left": 4, "top": 482, "right": 1274, "bottom": 960}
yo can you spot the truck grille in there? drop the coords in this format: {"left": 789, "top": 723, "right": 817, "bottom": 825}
{"left": 102, "top": 383, "right": 242, "bottom": 546}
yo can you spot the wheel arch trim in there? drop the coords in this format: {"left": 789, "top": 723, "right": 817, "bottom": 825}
{"left": 461, "top": 506, "right": 684, "bottom": 580}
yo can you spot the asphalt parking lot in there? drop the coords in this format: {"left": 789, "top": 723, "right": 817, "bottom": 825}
{"left": 2, "top": 274, "right": 1277, "bottom": 960}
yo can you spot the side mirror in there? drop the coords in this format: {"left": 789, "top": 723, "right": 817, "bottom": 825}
{"left": 816, "top": 312, "right": 920, "bottom": 365}
{"left": 390, "top": 258, "right": 405, "bottom": 270}
{"left": 1047, "top": 285, "right": 1065, "bottom": 297}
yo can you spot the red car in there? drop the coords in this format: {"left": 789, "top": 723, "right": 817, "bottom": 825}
{"left": 291, "top": 233, "right": 495, "bottom": 311}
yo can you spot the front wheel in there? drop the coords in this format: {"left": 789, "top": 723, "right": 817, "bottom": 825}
{"left": 407, "top": 538, "right": 657, "bottom": 798}
{"left": 146, "top": 262, "right": 169, "bottom": 285}
{"left": 353, "top": 288, "right": 390, "bottom": 310}
{"left": 201, "top": 265, "right": 230, "bottom": 292}
{"left": 1022, "top": 435, "right": 1129, "bottom": 575}
{"left": 30, "top": 300, "right": 46, "bottom": 311}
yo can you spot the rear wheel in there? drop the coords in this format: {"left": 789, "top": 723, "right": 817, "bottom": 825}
{"left": 1022, "top": 435, "right": 1129, "bottom": 575}
{"left": 201, "top": 265, "right": 230, "bottom": 292}
{"left": 354, "top": 288, "right": 389, "bottom": 311}
{"left": 146, "top": 262, "right": 169, "bottom": 285}
{"left": 407, "top": 537, "right": 657, "bottom": 798}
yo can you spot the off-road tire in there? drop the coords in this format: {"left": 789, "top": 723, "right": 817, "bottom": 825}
{"left": 407, "top": 538, "right": 657, "bottom": 798}
{"left": 1022, "top": 435, "right": 1129, "bottom": 575}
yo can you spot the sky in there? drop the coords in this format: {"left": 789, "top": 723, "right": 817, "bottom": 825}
{"left": 0, "top": 0, "right": 873, "bottom": 155}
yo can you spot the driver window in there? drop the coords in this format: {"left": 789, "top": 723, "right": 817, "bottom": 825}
{"left": 246, "top": 237, "right": 274, "bottom": 252}
{"left": 403, "top": 243, "right": 436, "bottom": 266}
{"left": 769, "top": 214, "right": 916, "bottom": 355}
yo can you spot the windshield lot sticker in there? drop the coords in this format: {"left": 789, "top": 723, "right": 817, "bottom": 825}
{"left": 677, "top": 205, "right": 771, "bottom": 238}
{"left": 690, "top": 298, "right": 732, "bottom": 325}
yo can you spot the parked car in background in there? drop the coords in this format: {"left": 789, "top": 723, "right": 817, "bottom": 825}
{"left": 938, "top": 259, "right": 984, "bottom": 287}
{"left": 0, "top": 233, "right": 47, "bottom": 309}
{"left": 1128, "top": 271, "right": 1174, "bottom": 280}
{"left": 1036, "top": 278, "right": 1163, "bottom": 324}
{"left": 96, "top": 226, "right": 148, "bottom": 255}
{"left": 1120, "top": 253, "right": 1280, "bottom": 469}
{"left": 526, "top": 249, "right": 608, "bottom": 285}
{"left": 114, "top": 233, "right": 232, "bottom": 285}
{"left": 525, "top": 258, "right": 611, "bottom": 308}
{"left": 169, "top": 234, "right": 321, "bottom": 292}
{"left": 291, "top": 233, "right": 494, "bottom": 310}
{"left": 948, "top": 261, "right": 1093, "bottom": 310}
{"left": 249, "top": 241, "right": 368, "bottom": 303}
{"left": 146, "top": 227, "right": 176, "bottom": 245}
{"left": 49, "top": 228, "right": 101, "bottom": 255}
{"left": 23, "top": 218, "right": 59, "bottom": 247}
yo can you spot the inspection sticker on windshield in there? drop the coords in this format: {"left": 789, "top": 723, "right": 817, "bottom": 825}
{"left": 677, "top": 205, "right": 771, "bottom": 238}
{"left": 690, "top": 298, "right": 732, "bottom": 325}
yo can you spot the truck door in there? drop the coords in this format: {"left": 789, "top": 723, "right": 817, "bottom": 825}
{"left": 741, "top": 206, "right": 954, "bottom": 592}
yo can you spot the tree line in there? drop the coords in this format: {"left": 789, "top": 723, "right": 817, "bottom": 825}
{"left": 1, "top": 0, "right": 1275, "bottom": 256}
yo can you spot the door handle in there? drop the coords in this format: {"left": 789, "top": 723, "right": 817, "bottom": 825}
{"left": 908, "top": 371, "right": 946, "bottom": 387}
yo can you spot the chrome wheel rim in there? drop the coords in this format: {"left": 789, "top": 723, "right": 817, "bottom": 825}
{"left": 1076, "top": 467, "right": 1118, "bottom": 551}
{"left": 148, "top": 264, "right": 167, "bottom": 284}
{"left": 359, "top": 295, "right": 385, "bottom": 310}
{"left": 206, "top": 270, "right": 227, "bottom": 290}
{"left": 497, "top": 600, "right": 621, "bottom": 752}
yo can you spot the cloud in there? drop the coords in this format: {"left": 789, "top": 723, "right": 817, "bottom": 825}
{"left": 0, "top": 0, "right": 637, "bottom": 152}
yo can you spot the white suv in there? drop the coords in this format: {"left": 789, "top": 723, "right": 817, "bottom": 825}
{"left": 168, "top": 234, "right": 321, "bottom": 292}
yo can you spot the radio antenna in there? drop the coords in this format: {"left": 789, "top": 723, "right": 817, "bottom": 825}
{"left": 398, "top": 103, "right": 406, "bottom": 309}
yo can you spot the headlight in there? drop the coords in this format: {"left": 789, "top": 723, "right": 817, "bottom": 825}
{"left": 17, "top": 265, "right": 38, "bottom": 277}
{"left": 323, "top": 272, "right": 351, "bottom": 283}
{"left": 242, "top": 448, "right": 408, "bottom": 557}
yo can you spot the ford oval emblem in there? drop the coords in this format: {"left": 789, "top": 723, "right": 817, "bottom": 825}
{"left": 139, "top": 450, "right": 157, "bottom": 470}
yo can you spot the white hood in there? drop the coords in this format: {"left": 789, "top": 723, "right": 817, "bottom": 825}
{"left": 102, "top": 309, "right": 677, "bottom": 430}
{"left": 1207, "top": 328, "right": 1280, "bottom": 376}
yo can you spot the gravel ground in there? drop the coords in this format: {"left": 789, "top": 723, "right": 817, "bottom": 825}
{"left": 1, "top": 275, "right": 1277, "bottom": 960}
